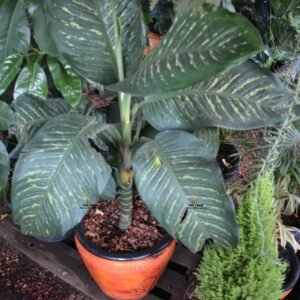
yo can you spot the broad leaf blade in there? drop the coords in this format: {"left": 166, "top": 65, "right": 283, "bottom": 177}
{"left": 132, "top": 130, "right": 238, "bottom": 252}
{"left": 27, "top": 0, "right": 60, "bottom": 57}
{"left": 13, "top": 94, "right": 70, "bottom": 130}
{"left": 0, "top": 141, "right": 9, "bottom": 191}
{"left": 109, "top": 6, "right": 264, "bottom": 96}
{"left": 48, "top": 58, "right": 82, "bottom": 108}
{"left": 194, "top": 128, "right": 220, "bottom": 157}
{"left": 142, "top": 61, "right": 290, "bottom": 130}
{"left": 0, "top": 0, "right": 30, "bottom": 62}
{"left": 0, "top": 101, "right": 15, "bottom": 130}
{"left": 11, "top": 94, "right": 70, "bottom": 157}
{"left": 0, "top": 54, "right": 23, "bottom": 95}
{"left": 12, "top": 113, "right": 112, "bottom": 239}
{"left": 101, "top": 176, "right": 116, "bottom": 200}
{"left": 14, "top": 63, "right": 48, "bottom": 100}
{"left": 45, "top": 0, "right": 146, "bottom": 84}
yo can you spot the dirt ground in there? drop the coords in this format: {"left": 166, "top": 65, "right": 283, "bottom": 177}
{"left": 0, "top": 236, "right": 90, "bottom": 300}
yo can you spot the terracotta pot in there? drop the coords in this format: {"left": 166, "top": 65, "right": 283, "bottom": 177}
{"left": 280, "top": 244, "right": 300, "bottom": 299}
{"left": 75, "top": 224, "right": 176, "bottom": 300}
{"left": 144, "top": 32, "right": 161, "bottom": 55}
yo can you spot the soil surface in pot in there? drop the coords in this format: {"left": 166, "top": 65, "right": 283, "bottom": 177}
{"left": 83, "top": 195, "right": 164, "bottom": 252}
{"left": 0, "top": 236, "right": 88, "bottom": 300}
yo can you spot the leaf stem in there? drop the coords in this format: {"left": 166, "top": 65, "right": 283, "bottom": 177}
{"left": 113, "top": 12, "right": 133, "bottom": 230}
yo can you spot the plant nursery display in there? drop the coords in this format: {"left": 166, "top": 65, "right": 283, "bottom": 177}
{"left": 0, "top": 0, "right": 297, "bottom": 299}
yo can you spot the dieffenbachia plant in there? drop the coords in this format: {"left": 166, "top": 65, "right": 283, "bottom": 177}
{"left": 9, "top": 0, "right": 291, "bottom": 252}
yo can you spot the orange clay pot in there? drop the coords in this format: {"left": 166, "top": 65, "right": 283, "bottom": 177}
{"left": 144, "top": 32, "right": 161, "bottom": 55}
{"left": 75, "top": 225, "right": 176, "bottom": 300}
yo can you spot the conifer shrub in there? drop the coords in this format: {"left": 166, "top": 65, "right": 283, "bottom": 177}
{"left": 195, "top": 172, "right": 286, "bottom": 300}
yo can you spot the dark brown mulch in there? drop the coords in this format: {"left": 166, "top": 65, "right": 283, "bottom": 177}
{"left": 83, "top": 195, "right": 164, "bottom": 252}
{"left": 0, "top": 236, "right": 89, "bottom": 300}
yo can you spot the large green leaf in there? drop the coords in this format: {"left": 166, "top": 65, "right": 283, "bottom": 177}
{"left": 109, "top": 5, "right": 264, "bottom": 96}
{"left": 0, "top": 141, "right": 9, "bottom": 192}
{"left": 10, "top": 94, "right": 70, "bottom": 157}
{"left": 0, "top": 0, "right": 30, "bottom": 62}
{"left": 14, "top": 63, "right": 48, "bottom": 100}
{"left": 12, "top": 113, "right": 113, "bottom": 239}
{"left": 141, "top": 61, "right": 290, "bottom": 130}
{"left": 44, "top": 0, "right": 146, "bottom": 84}
{"left": 0, "top": 101, "right": 15, "bottom": 130}
{"left": 27, "top": 0, "right": 60, "bottom": 57}
{"left": 0, "top": 54, "right": 23, "bottom": 95}
{"left": 48, "top": 57, "right": 82, "bottom": 108}
{"left": 132, "top": 130, "right": 238, "bottom": 252}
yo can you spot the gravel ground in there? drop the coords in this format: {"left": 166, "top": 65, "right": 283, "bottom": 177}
{"left": 0, "top": 236, "right": 90, "bottom": 300}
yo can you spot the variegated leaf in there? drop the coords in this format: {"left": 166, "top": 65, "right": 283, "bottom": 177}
{"left": 109, "top": 5, "right": 264, "bottom": 96}
{"left": 141, "top": 61, "right": 290, "bottom": 130}
{"left": 11, "top": 94, "right": 70, "bottom": 157}
{"left": 14, "top": 63, "right": 48, "bottom": 100}
{"left": 44, "top": 0, "right": 146, "bottom": 84}
{"left": 0, "top": 54, "right": 23, "bottom": 95}
{"left": 48, "top": 57, "right": 82, "bottom": 108}
{"left": 0, "top": 101, "right": 15, "bottom": 131}
{"left": 12, "top": 113, "right": 114, "bottom": 239}
{"left": 0, "top": 141, "right": 9, "bottom": 192}
{"left": 132, "top": 130, "right": 238, "bottom": 252}
{"left": 194, "top": 128, "right": 220, "bottom": 157}
{"left": 0, "top": 0, "right": 30, "bottom": 62}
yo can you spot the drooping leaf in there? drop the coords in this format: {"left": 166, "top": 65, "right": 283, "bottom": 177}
{"left": 109, "top": 5, "right": 264, "bottom": 96}
{"left": 14, "top": 63, "right": 48, "bottom": 100}
{"left": 0, "top": 141, "right": 9, "bottom": 192}
{"left": 44, "top": 0, "right": 146, "bottom": 84}
{"left": 0, "top": 101, "right": 15, "bottom": 130}
{"left": 0, "top": 0, "right": 30, "bottom": 62}
{"left": 101, "top": 175, "right": 117, "bottom": 200}
{"left": 12, "top": 113, "right": 114, "bottom": 239}
{"left": 132, "top": 130, "right": 238, "bottom": 252}
{"left": 11, "top": 94, "right": 70, "bottom": 156}
{"left": 0, "top": 54, "right": 23, "bottom": 95}
{"left": 141, "top": 61, "right": 290, "bottom": 130}
{"left": 27, "top": 0, "right": 60, "bottom": 57}
{"left": 48, "top": 57, "right": 82, "bottom": 108}
{"left": 194, "top": 128, "right": 220, "bottom": 157}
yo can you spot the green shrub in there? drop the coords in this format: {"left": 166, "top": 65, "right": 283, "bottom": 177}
{"left": 195, "top": 172, "right": 285, "bottom": 300}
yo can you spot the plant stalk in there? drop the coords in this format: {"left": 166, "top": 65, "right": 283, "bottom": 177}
{"left": 114, "top": 13, "right": 133, "bottom": 230}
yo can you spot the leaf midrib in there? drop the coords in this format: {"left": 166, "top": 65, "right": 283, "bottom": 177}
{"left": 43, "top": 120, "right": 110, "bottom": 204}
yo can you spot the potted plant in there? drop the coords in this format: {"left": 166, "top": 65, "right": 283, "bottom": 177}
{"left": 1, "top": 0, "right": 292, "bottom": 299}
{"left": 193, "top": 172, "right": 287, "bottom": 300}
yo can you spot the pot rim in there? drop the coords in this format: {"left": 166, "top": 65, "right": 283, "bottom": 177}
{"left": 75, "top": 222, "right": 174, "bottom": 261}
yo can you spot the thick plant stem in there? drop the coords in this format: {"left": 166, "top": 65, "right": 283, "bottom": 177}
{"left": 119, "top": 168, "right": 133, "bottom": 230}
{"left": 114, "top": 15, "right": 133, "bottom": 231}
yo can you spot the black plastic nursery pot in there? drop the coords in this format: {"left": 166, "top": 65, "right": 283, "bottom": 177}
{"left": 75, "top": 223, "right": 176, "bottom": 300}
{"left": 281, "top": 244, "right": 300, "bottom": 299}
{"left": 217, "top": 143, "right": 240, "bottom": 182}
